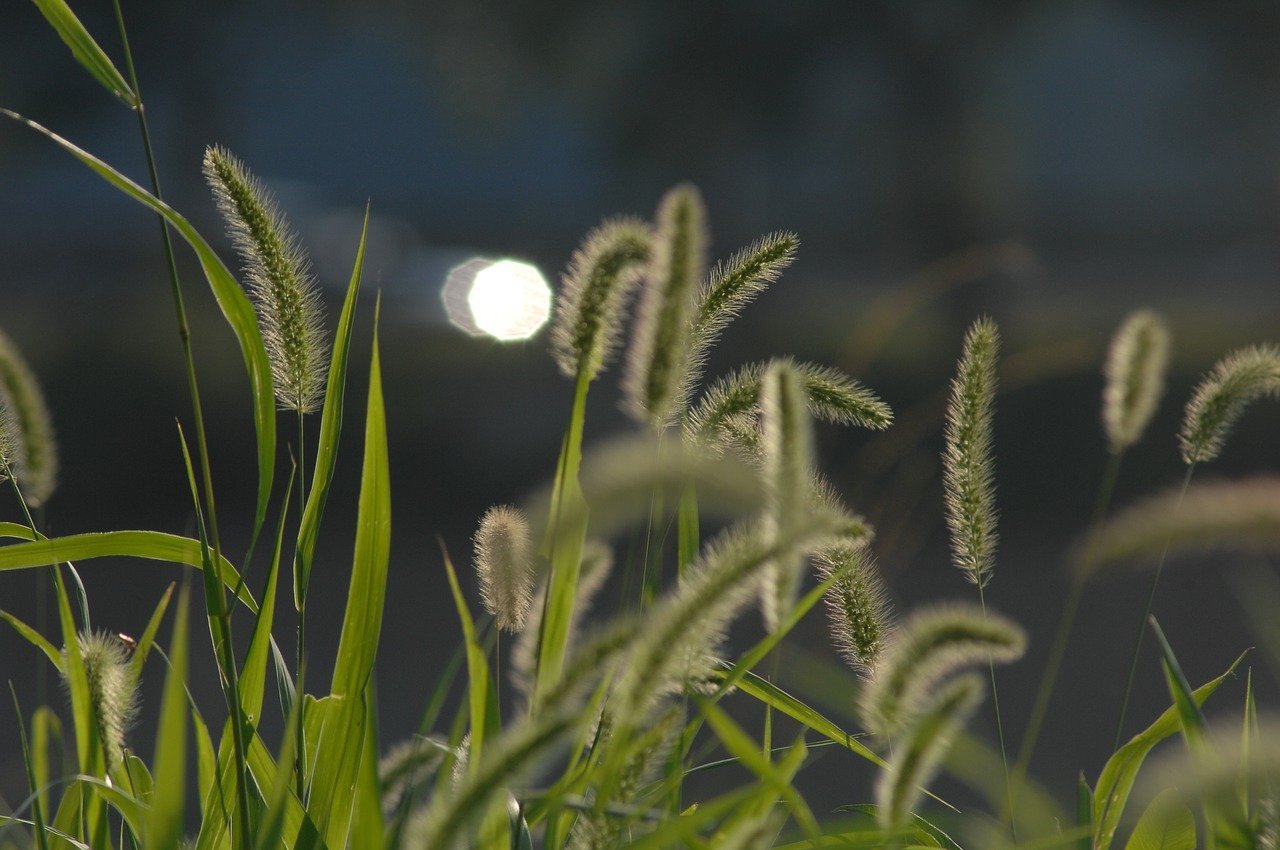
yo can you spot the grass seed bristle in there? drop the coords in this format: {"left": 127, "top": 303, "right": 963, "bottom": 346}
{"left": 1178, "top": 344, "right": 1280, "bottom": 465}
{"left": 1102, "top": 310, "right": 1171, "bottom": 453}
{"left": 473, "top": 505, "right": 536, "bottom": 632}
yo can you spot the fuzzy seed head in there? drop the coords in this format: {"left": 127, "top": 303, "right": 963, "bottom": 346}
{"left": 1178, "top": 344, "right": 1280, "bottom": 465}
{"left": 685, "top": 358, "right": 892, "bottom": 452}
{"left": 942, "top": 317, "right": 1001, "bottom": 588}
{"left": 0, "top": 329, "right": 57, "bottom": 505}
{"left": 876, "top": 674, "right": 983, "bottom": 830}
{"left": 679, "top": 231, "right": 798, "bottom": 403}
{"left": 0, "top": 379, "right": 27, "bottom": 486}
{"left": 63, "top": 631, "right": 139, "bottom": 773}
{"left": 473, "top": 505, "right": 536, "bottom": 631}
{"left": 203, "top": 146, "right": 329, "bottom": 413}
{"left": 623, "top": 184, "right": 709, "bottom": 428}
{"left": 1102, "top": 310, "right": 1171, "bottom": 453}
{"left": 759, "top": 361, "right": 814, "bottom": 632}
{"left": 815, "top": 544, "right": 894, "bottom": 679}
{"left": 858, "top": 602, "right": 1024, "bottom": 739}
{"left": 550, "top": 218, "right": 651, "bottom": 380}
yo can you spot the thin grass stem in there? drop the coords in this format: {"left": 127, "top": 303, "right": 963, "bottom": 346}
{"left": 976, "top": 581, "right": 1015, "bottom": 842}
{"left": 1111, "top": 462, "right": 1197, "bottom": 751}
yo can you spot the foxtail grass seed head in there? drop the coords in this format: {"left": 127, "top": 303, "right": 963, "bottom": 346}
{"left": 1178, "top": 344, "right": 1280, "bottom": 464}
{"left": 679, "top": 231, "right": 798, "bottom": 401}
{"left": 859, "top": 602, "right": 1024, "bottom": 739}
{"left": 473, "top": 505, "right": 536, "bottom": 631}
{"left": 875, "top": 674, "right": 984, "bottom": 830}
{"left": 63, "top": 631, "right": 139, "bottom": 773}
{"left": 942, "top": 317, "right": 1000, "bottom": 588}
{"left": 550, "top": 218, "right": 651, "bottom": 380}
{"left": 0, "top": 328, "right": 57, "bottom": 505}
{"left": 759, "top": 361, "right": 814, "bottom": 632}
{"left": 1079, "top": 476, "right": 1280, "bottom": 578}
{"left": 815, "top": 544, "right": 894, "bottom": 679}
{"left": 0, "top": 380, "right": 27, "bottom": 486}
{"left": 1102, "top": 310, "right": 1171, "bottom": 453}
{"left": 203, "top": 146, "right": 329, "bottom": 413}
{"left": 623, "top": 184, "right": 708, "bottom": 427}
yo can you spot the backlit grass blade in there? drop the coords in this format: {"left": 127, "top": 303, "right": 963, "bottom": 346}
{"left": 241, "top": 470, "right": 294, "bottom": 720}
{"left": 29, "top": 0, "right": 137, "bottom": 106}
{"left": 307, "top": 310, "right": 390, "bottom": 847}
{"left": 295, "top": 206, "right": 369, "bottom": 608}
{"left": 124, "top": 582, "right": 175, "bottom": 691}
{"left": 1092, "top": 651, "right": 1246, "bottom": 850}
{"left": 146, "top": 583, "right": 189, "bottom": 850}
{"left": 0, "top": 530, "right": 257, "bottom": 612}
{"left": 10, "top": 686, "right": 50, "bottom": 850}
{"left": 1148, "top": 618, "right": 1207, "bottom": 750}
{"left": 441, "top": 545, "right": 490, "bottom": 768}
{"left": 31, "top": 708, "right": 60, "bottom": 829}
{"left": 253, "top": 690, "right": 304, "bottom": 850}
{"left": 2, "top": 111, "right": 277, "bottom": 534}
{"left": 1123, "top": 789, "right": 1195, "bottom": 850}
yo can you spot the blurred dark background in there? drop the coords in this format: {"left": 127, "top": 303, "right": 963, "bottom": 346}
{"left": 2, "top": 0, "right": 1280, "bottom": 827}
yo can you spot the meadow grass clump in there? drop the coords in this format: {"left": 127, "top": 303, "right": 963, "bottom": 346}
{"left": 9, "top": 10, "right": 1280, "bottom": 847}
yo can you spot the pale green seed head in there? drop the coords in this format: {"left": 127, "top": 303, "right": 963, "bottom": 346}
{"left": 203, "top": 146, "right": 329, "bottom": 413}
{"left": 1178, "top": 344, "right": 1280, "bottom": 465}
{"left": 0, "top": 328, "right": 57, "bottom": 505}
{"left": 473, "top": 505, "right": 536, "bottom": 631}
{"left": 63, "top": 631, "right": 139, "bottom": 773}
{"left": 1102, "top": 310, "right": 1171, "bottom": 453}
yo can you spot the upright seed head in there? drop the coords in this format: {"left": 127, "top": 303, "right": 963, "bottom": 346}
{"left": 623, "top": 184, "right": 708, "bottom": 428}
{"left": 203, "top": 146, "right": 329, "bottom": 413}
{"left": 759, "top": 361, "right": 814, "bottom": 632}
{"left": 550, "top": 218, "right": 651, "bottom": 381}
{"left": 0, "top": 328, "right": 57, "bottom": 505}
{"left": 942, "top": 317, "right": 1000, "bottom": 588}
{"left": 63, "top": 631, "right": 139, "bottom": 773}
{"left": 1103, "top": 310, "right": 1171, "bottom": 453}
{"left": 1179, "top": 344, "right": 1280, "bottom": 465}
{"left": 472, "top": 505, "right": 536, "bottom": 631}
{"left": 815, "top": 544, "right": 894, "bottom": 679}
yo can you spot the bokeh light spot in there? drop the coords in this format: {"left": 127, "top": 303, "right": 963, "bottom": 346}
{"left": 444, "top": 258, "right": 550, "bottom": 341}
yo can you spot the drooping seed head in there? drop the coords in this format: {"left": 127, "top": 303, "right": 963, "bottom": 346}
{"left": 1178, "top": 344, "right": 1280, "bottom": 465}
{"left": 679, "top": 231, "right": 798, "bottom": 403}
{"left": 0, "top": 380, "right": 27, "bottom": 486}
{"left": 550, "top": 218, "right": 651, "bottom": 380}
{"left": 858, "top": 602, "right": 1024, "bottom": 739}
{"left": 1102, "top": 310, "right": 1171, "bottom": 453}
{"left": 815, "top": 544, "right": 894, "bottom": 679}
{"left": 759, "top": 361, "right": 814, "bottom": 632}
{"left": 203, "top": 146, "right": 329, "bottom": 413}
{"left": 472, "top": 505, "right": 536, "bottom": 631}
{"left": 0, "top": 328, "right": 57, "bottom": 505}
{"left": 63, "top": 631, "right": 139, "bottom": 773}
{"left": 1078, "top": 476, "right": 1280, "bottom": 578}
{"left": 942, "top": 317, "right": 1000, "bottom": 588}
{"left": 623, "top": 184, "right": 708, "bottom": 428}
{"left": 875, "top": 674, "right": 984, "bottom": 830}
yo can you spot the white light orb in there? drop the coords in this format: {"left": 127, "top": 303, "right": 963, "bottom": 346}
{"left": 465, "top": 259, "right": 552, "bottom": 341}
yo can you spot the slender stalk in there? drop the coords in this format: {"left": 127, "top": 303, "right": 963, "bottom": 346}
{"left": 110, "top": 3, "right": 252, "bottom": 842}
{"left": 294, "top": 409, "right": 307, "bottom": 797}
{"left": 1008, "top": 448, "right": 1124, "bottom": 823}
{"left": 1111, "top": 462, "right": 1197, "bottom": 750}
{"left": 977, "top": 581, "right": 1015, "bottom": 841}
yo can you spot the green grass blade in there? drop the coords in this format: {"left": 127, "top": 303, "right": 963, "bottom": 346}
{"left": 10, "top": 686, "right": 50, "bottom": 850}
{"left": 0, "top": 609, "right": 62, "bottom": 669}
{"left": 1092, "top": 651, "right": 1246, "bottom": 850}
{"left": 253, "top": 689, "right": 303, "bottom": 850}
{"left": 441, "top": 544, "right": 490, "bottom": 767}
{"left": 1123, "top": 789, "right": 1195, "bottom": 850}
{"left": 307, "top": 309, "right": 389, "bottom": 847}
{"left": 241, "top": 471, "right": 294, "bottom": 720}
{"left": 0, "top": 531, "right": 257, "bottom": 612}
{"left": 28, "top": 0, "right": 137, "bottom": 105}
{"left": 125, "top": 582, "right": 175, "bottom": 692}
{"left": 1148, "top": 618, "right": 1207, "bottom": 749}
{"left": 52, "top": 565, "right": 101, "bottom": 780}
{"left": 146, "top": 583, "right": 190, "bottom": 850}
{"left": 714, "top": 663, "right": 883, "bottom": 768}
{"left": 32, "top": 708, "right": 60, "bottom": 827}
{"left": 0, "top": 521, "right": 36, "bottom": 540}
{"left": 349, "top": 683, "right": 385, "bottom": 849}
{"left": 2, "top": 111, "right": 276, "bottom": 533}
{"left": 294, "top": 206, "right": 369, "bottom": 609}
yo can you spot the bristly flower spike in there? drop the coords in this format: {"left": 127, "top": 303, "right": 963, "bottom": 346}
{"left": 550, "top": 218, "right": 651, "bottom": 381}
{"left": 759, "top": 360, "right": 813, "bottom": 632}
{"left": 203, "top": 146, "right": 329, "bottom": 413}
{"left": 0, "top": 328, "right": 57, "bottom": 505}
{"left": 624, "top": 184, "right": 708, "bottom": 428}
{"left": 815, "top": 544, "right": 894, "bottom": 679}
{"left": 0, "top": 381, "right": 26, "bottom": 486}
{"left": 473, "top": 505, "right": 536, "bottom": 631}
{"left": 63, "top": 631, "right": 140, "bottom": 773}
{"left": 1102, "top": 310, "right": 1171, "bottom": 453}
{"left": 942, "top": 317, "right": 1000, "bottom": 588}
{"left": 1178, "top": 344, "right": 1280, "bottom": 465}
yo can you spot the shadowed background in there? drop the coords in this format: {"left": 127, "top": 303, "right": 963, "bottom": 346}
{"left": 2, "top": 0, "right": 1279, "bottom": 823}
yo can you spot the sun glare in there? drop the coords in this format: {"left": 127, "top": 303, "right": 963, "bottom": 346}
{"left": 443, "top": 258, "right": 551, "bottom": 341}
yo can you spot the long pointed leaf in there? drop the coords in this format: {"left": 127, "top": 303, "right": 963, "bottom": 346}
{"left": 146, "top": 583, "right": 190, "bottom": 849}
{"left": 28, "top": 0, "right": 137, "bottom": 105}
